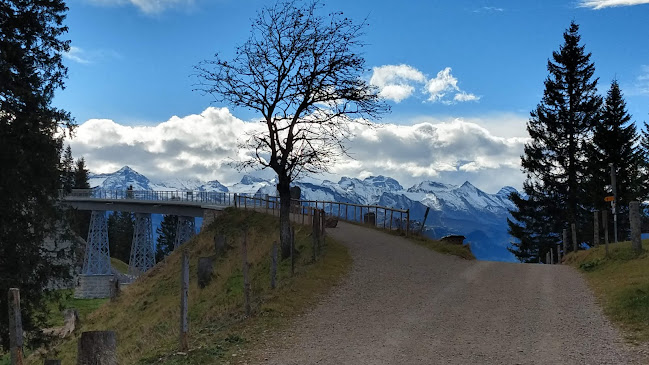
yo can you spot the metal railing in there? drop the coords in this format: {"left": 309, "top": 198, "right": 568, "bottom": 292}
{"left": 62, "top": 189, "right": 411, "bottom": 236}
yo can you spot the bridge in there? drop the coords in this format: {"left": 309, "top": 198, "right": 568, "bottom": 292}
{"left": 60, "top": 189, "right": 242, "bottom": 297}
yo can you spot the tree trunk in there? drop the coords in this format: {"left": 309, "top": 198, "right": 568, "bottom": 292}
{"left": 278, "top": 177, "right": 292, "bottom": 259}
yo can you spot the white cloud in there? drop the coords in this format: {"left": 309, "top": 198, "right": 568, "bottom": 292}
{"left": 453, "top": 91, "right": 480, "bottom": 102}
{"left": 370, "top": 65, "right": 479, "bottom": 104}
{"left": 64, "top": 46, "right": 90, "bottom": 64}
{"left": 636, "top": 65, "right": 649, "bottom": 95}
{"left": 370, "top": 65, "right": 426, "bottom": 102}
{"left": 578, "top": 0, "right": 649, "bottom": 8}
{"left": 473, "top": 6, "right": 504, "bottom": 13}
{"left": 66, "top": 107, "right": 528, "bottom": 192}
{"left": 86, "top": 0, "right": 194, "bottom": 14}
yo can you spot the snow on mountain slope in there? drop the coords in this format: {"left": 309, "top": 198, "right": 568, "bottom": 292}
{"left": 86, "top": 166, "right": 518, "bottom": 261}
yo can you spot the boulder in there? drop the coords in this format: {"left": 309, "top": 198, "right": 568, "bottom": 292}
{"left": 198, "top": 257, "right": 215, "bottom": 289}
{"left": 325, "top": 217, "right": 339, "bottom": 228}
{"left": 440, "top": 235, "right": 466, "bottom": 245}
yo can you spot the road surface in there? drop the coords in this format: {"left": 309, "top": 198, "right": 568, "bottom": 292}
{"left": 255, "top": 221, "right": 643, "bottom": 364}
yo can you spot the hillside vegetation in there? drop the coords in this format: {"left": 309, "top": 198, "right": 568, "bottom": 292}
{"left": 565, "top": 240, "right": 649, "bottom": 343}
{"left": 32, "top": 208, "right": 351, "bottom": 364}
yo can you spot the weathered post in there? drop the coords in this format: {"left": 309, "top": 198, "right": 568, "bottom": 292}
{"left": 406, "top": 209, "right": 410, "bottom": 237}
{"left": 271, "top": 242, "right": 278, "bottom": 289}
{"left": 630, "top": 201, "right": 642, "bottom": 255}
{"left": 550, "top": 247, "right": 554, "bottom": 264}
{"left": 321, "top": 209, "right": 326, "bottom": 246}
{"left": 77, "top": 331, "right": 117, "bottom": 365}
{"left": 602, "top": 209, "right": 609, "bottom": 257}
{"left": 44, "top": 360, "right": 61, "bottom": 365}
{"left": 557, "top": 244, "right": 562, "bottom": 264}
{"left": 290, "top": 226, "right": 295, "bottom": 276}
{"left": 390, "top": 209, "right": 393, "bottom": 230}
{"left": 312, "top": 209, "right": 319, "bottom": 261}
{"left": 594, "top": 211, "right": 600, "bottom": 247}
{"left": 8, "top": 288, "right": 23, "bottom": 365}
{"left": 242, "top": 232, "right": 251, "bottom": 316}
{"left": 571, "top": 223, "right": 577, "bottom": 252}
{"left": 545, "top": 252, "right": 550, "bottom": 264}
{"left": 179, "top": 249, "right": 189, "bottom": 351}
{"left": 562, "top": 228, "right": 568, "bottom": 257}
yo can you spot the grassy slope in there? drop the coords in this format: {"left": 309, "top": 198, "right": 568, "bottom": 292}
{"left": 32, "top": 208, "right": 351, "bottom": 364}
{"left": 564, "top": 240, "right": 649, "bottom": 343}
{"left": 111, "top": 257, "right": 129, "bottom": 274}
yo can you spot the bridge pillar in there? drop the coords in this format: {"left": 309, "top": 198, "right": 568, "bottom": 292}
{"left": 128, "top": 213, "right": 155, "bottom": 276}
{"left": 82, "top": 211, "right": 111, "bottom": 275}
{"left": 174, "top": 216, "right": 195, "bottom": 249}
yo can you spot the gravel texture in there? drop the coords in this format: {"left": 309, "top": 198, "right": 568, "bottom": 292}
{"left": 254, "top": 221, "right": 643, "bottom": 364}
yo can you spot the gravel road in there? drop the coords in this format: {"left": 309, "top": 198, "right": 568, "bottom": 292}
{"left": 255, "top": 221, "right": 642, "bottom": 364}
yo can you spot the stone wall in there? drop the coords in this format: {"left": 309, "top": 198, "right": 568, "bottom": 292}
{"left": 74, "top": 274, "right": 114, "bottom": 299}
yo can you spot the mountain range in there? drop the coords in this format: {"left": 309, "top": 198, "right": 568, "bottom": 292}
{"left": 88, "top": 166, "right": 519, "bottom": 261}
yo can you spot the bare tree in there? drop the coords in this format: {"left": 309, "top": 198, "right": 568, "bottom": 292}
{"left": 195, "top": 0, "right": 387, "bottom": 258}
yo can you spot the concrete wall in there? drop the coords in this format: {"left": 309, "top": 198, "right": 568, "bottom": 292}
{"left": 74, "top": 275, "right": 114, "bottom": 299}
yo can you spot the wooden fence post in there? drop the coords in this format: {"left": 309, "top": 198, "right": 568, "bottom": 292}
{"left": 179, "top": 249, "right": 189, "bottom": 352}
{"left": 271, "top": 242, "right": 278, "bottom": 289}
{"left": 571, "top": 223, "right": 577, "bottom": 252}
{"left": 550, "top": 247, "right": 554, "bottom": 264}
{"left": 557, "top": 244, "right": 562, "bottom": 264}
{"left": 312, "top": 209, "right": 319, "bottom": 261}
{"left": 594, "top": 211, "right": 600, "bottom": 247}
{"left": 77, "top": 331, "right": 117, "bottom": 365}
{"left": 242, "top": 232, "right": 251, "bottom": 316}
{"left": 8, "top": 288, "right": 23, "bottom": 365}
{"left": 290, "top": 226, "right": 295, "bottom": 276}
{"left": 562, "top": 228, "right": 568, "bottom": 257}
{"left": 545, "top": 252, "right": 550, "bottom": 264}
{"left": 390, "top": 210, "right": 393, "bottom": 230}
{"left": 630, "top": 201, "right": 642, "bottom": 254}
{"left": 406, "top": 210, "right": 410, "bottom": 237}
{"left": 603, "top": 209, "right": 609, "bottom": 257}
{"left": 321, "top": 209, "right": 326, "bottom": 243}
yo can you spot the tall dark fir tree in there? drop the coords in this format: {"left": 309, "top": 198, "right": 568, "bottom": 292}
{"left": 508, "top": 22, "right": 602, "bottom": 262}
{"left": 586, "top": 80, "right": 644, "bottom": 240}
{"left": 0, "top": 0, "right": 74, "bottom": 349}
{"left": 156, "top": 214, "right": 178, "bottom": 262}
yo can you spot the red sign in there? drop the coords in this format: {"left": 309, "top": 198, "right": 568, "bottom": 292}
{"left": 604, "top": 196, "right": 615, "bottom": 202}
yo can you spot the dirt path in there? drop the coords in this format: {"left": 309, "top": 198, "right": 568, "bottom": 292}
{"left": 254, "top": 221, "right": 641, "bottom": 364}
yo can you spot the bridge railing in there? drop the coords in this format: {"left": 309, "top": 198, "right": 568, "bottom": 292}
{"left": 235, "top": 194, "right": 410, "bottom": 236}
{"left": 64, "top": 189, "right": 240, "bottom": 205}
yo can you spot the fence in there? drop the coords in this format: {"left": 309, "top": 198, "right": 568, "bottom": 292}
{"left": 61, "top": 189, "right": 411, "bottom": 236}
{"left": 235, "top": 194, "right": 410, "bottom": 236}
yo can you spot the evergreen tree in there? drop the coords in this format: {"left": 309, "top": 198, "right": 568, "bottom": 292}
{"left": 108, "top": 211, "right": 134, "bottom": 263}
{"left": 69, "top": 157, "right": 91, "bottom": 240}
{"left": 156, "top": 215, "right": 178, "bottom": 262}
{"left": 0, "top": 0, "right": 74, "bottom": 350}
{"left": 60, "top": 145, "right": 74, "bottom": 193}
{"left": 74, "top": 157, "right": 91, "bottom": 189}
{"left": 586, "top": 80, "right": 644, "bottom": 240}
{"left": 508, "top": 22, "right": 602, "bottom": 262}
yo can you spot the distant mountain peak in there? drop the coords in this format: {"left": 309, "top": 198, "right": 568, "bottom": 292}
{"left": 497, "top": 186, "right": 517, "bottom": 197}
{"left": 240, "top": 175, "right": 267, "bottom": 185}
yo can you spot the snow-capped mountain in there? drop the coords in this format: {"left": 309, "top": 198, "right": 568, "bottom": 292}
{"left": 87, "top": 166, "right": 518, "bottom": 261}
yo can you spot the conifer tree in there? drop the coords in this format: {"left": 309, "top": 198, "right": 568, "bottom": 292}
{"left": 586, "top": 80, "right": 644, "bottom": 240}
{"left": 74, "top": 158, "right": 91, "bottom": 189}
{"left": 156, "top": 215, "right": 178, "bottom": 262}
{"left": 60, "top": 145, "right": 74, "bottom": 193}
{"left": 108, "top": 211, "right": 135, "bottom": 263}
{"left": 508, "top": 22, "right": 602, "bottom": 262}
{"left": 69, "top": 157, "right": 92, "bottom": 239}
{"left": 0, "top": 0, "right": 73, "bottom": 350}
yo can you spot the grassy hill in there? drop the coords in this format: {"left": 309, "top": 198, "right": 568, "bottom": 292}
{"left": 32, "top": 208, "right": 352, "bottom": 364}
{"left": 565, "top": 240, "right": 649, "bottom": 343}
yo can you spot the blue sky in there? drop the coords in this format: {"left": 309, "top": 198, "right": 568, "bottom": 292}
{"left": 61, "top": 0, "right": 649, "bottom": 192}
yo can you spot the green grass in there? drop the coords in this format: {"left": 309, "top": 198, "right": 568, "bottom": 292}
{"left": 111, "top": 257, "right": 129, "bottom": 274}
{"left": 44, "top": 289, "right": 107, "bottom": 327}
{"left": 565, "top": 240, "right": 649, "bottom": 343}
{"left": 30, "top": 208, "right": 352, "bottom": 364}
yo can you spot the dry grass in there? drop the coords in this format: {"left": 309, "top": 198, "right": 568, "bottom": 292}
{"left": 565, "top": 240, "right": 649, "bottom": 343}
{"left": 31, "top": 208, "right": 351, "bottom": 364}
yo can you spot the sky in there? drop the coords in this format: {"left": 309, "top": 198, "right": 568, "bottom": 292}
{"left": 60, "top": 0, "right": 649, "bottom": 193}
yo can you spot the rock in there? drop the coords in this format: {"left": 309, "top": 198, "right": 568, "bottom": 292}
{"left": 198, "top": 257, "right": 215, "bottom": 289}
{"left": 325, "top": 217, "right": 338, "bottom": 228}
{"left": 440, "top": 235, "right": 466, "bottom": 245}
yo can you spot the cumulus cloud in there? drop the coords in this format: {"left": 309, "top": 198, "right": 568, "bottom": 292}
{"left": 369, "top": 64, "right": 426, "bottom": 102}
{"left": 578, "top": 0, "right": 649, "bottom": 8}
{"left": 370, "top": 65, "right": 479, "bottom": 104}
{"left": 636, "top": 65, "right": 649, "bottom": 95}
{"left": 86, "top": 0, "right": 194, "bottom": 14}
{"left": 66, "top": 107, "right": 527, "bottom": 192}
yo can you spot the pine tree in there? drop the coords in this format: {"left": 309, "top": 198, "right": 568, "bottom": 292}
{"left": 0, "top": 0, "right": 74, "bottom": 350}
{"left": 60, "top": 145, "right": 74, "bottom": 193}
{"left": 69, "top": 157, "right": 92, "bottom": 240}
{"left": 108, "top": 211, "right": 134, "bottom": 263}
{"left": 508, "top": 22, "right": 602, "bottom": 262}
{"left": 74, "top": 157, "right": 91, "bottom": 189}
{"left": 156, "top": 215, "right": 178, "bottom": 262}
{"left": 586, "top": 80, "right": 644, "bottom": 240}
